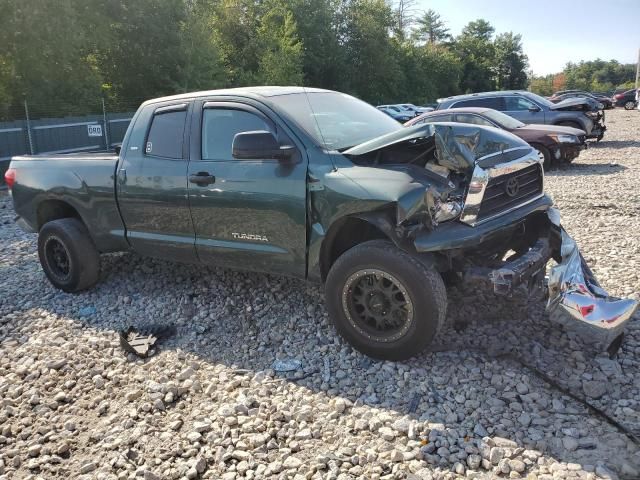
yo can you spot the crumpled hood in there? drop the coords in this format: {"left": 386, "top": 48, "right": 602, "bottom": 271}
{"left": 344, "top": 122, "right": 528, "bottom": 171}
{"left": 549, "top": 97, "right": 598, "bottom": 111}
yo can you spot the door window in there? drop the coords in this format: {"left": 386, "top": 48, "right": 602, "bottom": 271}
{"left": 503, "top": 96, "right": 538, "bottom": 111}
{"left": 202, "top": 109, "right": 272, "bottom": 161}
{"left": 145, "top": 110, "right": 187, "bottom": 159}
{"left": 455, "top": 114, "right": 494, "bottom": 127}
{"left": 453, "top": 97, "right": 502, "bottom": 109}
{"left": 417, "top": 114, "right": 454, "bottom": 124}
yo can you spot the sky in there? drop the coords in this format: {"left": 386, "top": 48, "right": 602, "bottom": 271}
{"left": 415, "top": 0, "right": 640, "bottom": 75}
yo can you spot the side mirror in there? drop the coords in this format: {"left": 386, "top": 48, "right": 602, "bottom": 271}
{"left": 232, "top": 131, "right": 296, "bottom": 161}
{"left": 114, "top": 144, "right": 122, "bottom": 155}
{"left": 528, "top": 105, "right": 541, "bottom": 112}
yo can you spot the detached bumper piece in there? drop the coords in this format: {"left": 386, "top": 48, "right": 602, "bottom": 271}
{"left": 547, "top": 220, "right": 638, "bottom": 355}
{"left": 464, "top": 238, "right": 550, "bottom": 296}
{"left": 560, "top": 143, "right": 587, "bottom": 163}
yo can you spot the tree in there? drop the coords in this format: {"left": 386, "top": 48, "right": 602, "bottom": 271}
{"left": 393, "top": 0, "right": 418, "bottom": 38}
{"left": 494, "top": 32, "right": 528, "bottom": 90}
{"left": 454, "top": 19, "right": 496, "bottom": 92}
{"left": 413, "top": 9, "right": 450, "bottom": 45}
{"left": 338, "top": 0, "right": 402, "bottom": 102}
{"left": 257, "top": 8, "right": 304, "bottom": 85}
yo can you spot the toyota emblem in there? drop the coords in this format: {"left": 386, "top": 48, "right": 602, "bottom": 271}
{"left": 505, "top": 177, "right": 520, "bottom": 197}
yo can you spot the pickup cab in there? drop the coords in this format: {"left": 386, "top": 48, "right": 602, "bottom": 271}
{"left": 5, "top": 87, "right": 636, "bottom": 360}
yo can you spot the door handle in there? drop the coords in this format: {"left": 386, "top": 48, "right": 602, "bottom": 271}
{"left": 189, "top": 172, "right": 216, "bottom": 186}
{"left": 118, "top": 168, "right": 127, "bottom": 184}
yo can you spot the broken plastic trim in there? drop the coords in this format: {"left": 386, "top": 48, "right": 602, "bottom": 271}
{"left": 119, "top": 324, "right": 176, "bottom": 358}
{"left": 546, "top": 208, "right": 638, "bottom": 351}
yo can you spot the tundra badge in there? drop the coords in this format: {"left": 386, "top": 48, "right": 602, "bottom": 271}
{"left": 232, "top": 233, "right": 269, "bottom": 242}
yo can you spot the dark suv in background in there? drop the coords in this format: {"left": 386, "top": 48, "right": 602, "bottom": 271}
{"left": 436, "top": 90, "right": 606, "bottom": 141}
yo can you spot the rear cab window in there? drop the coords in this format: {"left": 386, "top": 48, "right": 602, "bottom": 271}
{"left": 145, "top": 105, "right": 188, "bottom": 159}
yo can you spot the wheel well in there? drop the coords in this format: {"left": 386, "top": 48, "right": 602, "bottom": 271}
{"left": 37, "top": 200, "right": 82, "bottom": 231}
{"left": 320, "top": 217, "right": 389, "bottom": 281}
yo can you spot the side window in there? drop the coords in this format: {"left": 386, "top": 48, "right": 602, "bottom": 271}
{"left": 202, "top": 109, "right": 271, "bottom": 161}
{"left": 453, "top": 97, "right": 502, "bottom": 109}
{"left": 455, "top": 114, "right": 494, "bottom": 127}
{"left": 419, "top": 114, "right": 454, "bottom": 123}
{"left": 146, "top": 110, "right": 187, "bottom": 159}
{"left": 503, "top": 96, "right": 537, "bottom": 111}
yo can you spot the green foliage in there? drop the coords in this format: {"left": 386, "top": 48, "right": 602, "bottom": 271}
{"left": 257, "top": 9, "right": 304, "bottom": 85}
{"left": 0, "top": 2, "right": 537, "bottom": 118}
{"left": 454, "top": 19, "right": 496, "bottom": 92}
{"left": 494, "top": 32, "right": 528, "bottom": 90}
{"left": 530, "top": 60, "right": 636, "bottom": 96}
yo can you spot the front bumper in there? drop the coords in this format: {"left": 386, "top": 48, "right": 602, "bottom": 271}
{"left": 458, "top": 208, "right": 637, "bottom": 351}
{"left": 559, "top": 143, "right": 586, "bottom": 162}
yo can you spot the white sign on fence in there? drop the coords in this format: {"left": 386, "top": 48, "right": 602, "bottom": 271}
{"left": 87, "top": 124, "right": 103, "bottom": 137}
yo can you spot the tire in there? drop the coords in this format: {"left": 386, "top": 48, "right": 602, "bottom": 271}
{"left": 531, "top": 144, "right": 552, "bottom": 170}
{"left": 38, "top": 218, "right": 100, "bottom": 292}
{"left": 325, "top": 239, "right": 447, "bottom": 360}
{"left": 624, "top": 101, "right": 636, "bottom": 110}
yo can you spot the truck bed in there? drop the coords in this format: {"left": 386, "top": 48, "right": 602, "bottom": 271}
{"left": 9, "top": 153, "right": 129, "bottom": 252}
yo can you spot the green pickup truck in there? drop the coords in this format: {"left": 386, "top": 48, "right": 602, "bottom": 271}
{"left": 5, "top": 87, "right": 636, "bottom": 359}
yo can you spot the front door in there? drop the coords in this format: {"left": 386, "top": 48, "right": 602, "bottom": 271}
{"left": 501, "top": 96, "right": 546, "bottom": 124}
{"left": 187, "top": 100, "right": 307, "bottom": 277}
{"left": 117, "top": 101, "right": 198, "bottom": 263}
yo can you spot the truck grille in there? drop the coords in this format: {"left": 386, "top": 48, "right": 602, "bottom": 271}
{"left": 476, "top": 164, "right": 543, "bottom": 220}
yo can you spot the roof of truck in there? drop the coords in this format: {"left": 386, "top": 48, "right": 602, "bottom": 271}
{"left": 142, "top": 86, "right": 333, "bottom": 106}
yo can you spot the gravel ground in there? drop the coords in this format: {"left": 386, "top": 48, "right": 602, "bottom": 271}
{"left": 1, "top": 108, "right": 640, "bottom": 480}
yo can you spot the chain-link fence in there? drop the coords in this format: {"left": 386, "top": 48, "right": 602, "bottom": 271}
{"left": 1, "top": 97, "right": 145, "bottom": 184}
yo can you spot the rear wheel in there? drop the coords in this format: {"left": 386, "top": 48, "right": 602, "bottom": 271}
{"left": 624, "top": 101, "right": 636, "bottom": 110}
{"left": 38, "top": 218, "right": 100, "bottom": 292}
{"left": 531, "top": 144, "right": 552, "bottom": 170}
{"left": 325, "top": 240, "right": 447, "bottom": 360}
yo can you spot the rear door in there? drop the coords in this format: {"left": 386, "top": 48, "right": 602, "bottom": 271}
{"left": 501, "top": 96, "right": 545, "bottom": 124}
{"left": 187, "top": 99, "right": 307, "bottom": 277}
{"left": 117, "top": 101, "right": 197, "bottom": 262}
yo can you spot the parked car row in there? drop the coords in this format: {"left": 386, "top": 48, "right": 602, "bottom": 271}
{"left": 547, "top": 90, "right": 614, "bottom": 109}
{"left": 612, "top": 88, "right": 639, "bottom": 110}
{"left": 376, "top": 103, "right": 434, "bottom": 122}
{"left": 434, "top": 90, "right": 606, "bottom": 142}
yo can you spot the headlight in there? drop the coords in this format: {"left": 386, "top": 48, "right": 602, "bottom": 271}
{"left": 551, "top": 134, "right": 578, "bottom": 144}
{"left": 432, "top": 199, "right": 463, "bottom": 223}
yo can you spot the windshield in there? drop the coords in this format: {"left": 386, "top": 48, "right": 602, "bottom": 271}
{"left": 274, "top": 92, "right": 402, "bottom": 150}
{"left": 524, "top": 92, "right": 554, "bottom": 108}
{"left": 482, "top": 109, "right": 525, "bottom": 130}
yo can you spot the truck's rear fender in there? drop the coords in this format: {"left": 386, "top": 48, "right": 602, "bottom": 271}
{"left": 10, "top": 158, "right": 128, "bottom": 253}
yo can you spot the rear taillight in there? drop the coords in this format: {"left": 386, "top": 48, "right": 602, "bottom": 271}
{"left": 4, "top": 168, "right": 16, "bottom": 189}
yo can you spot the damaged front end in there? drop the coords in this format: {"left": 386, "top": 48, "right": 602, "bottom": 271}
{"left": 546, "top": 209, "right": 638, "bottom": 354}
{"left": 550, "top": 97, "right": 607, "bottom": 140}
{"left": 341, "top": 122, "right": 636, "bottom": 353}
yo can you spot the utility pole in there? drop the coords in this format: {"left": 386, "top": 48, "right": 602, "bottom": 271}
{"left": 636, "top": 48, "right": 639, "bottom": 91}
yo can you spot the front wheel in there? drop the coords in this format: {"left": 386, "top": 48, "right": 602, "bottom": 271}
{"left": 624, "top": 101, "right": 636, "bottom": 110}
{"left": 38, "top": 218, "right": 100, "bottom": 292}
{"left": 325, "top": 240, "right": 447, "bottom": 360}
{"left": 531, "top": 144, "right": 552, "bottom": 170}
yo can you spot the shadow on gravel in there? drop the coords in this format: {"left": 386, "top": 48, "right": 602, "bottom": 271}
{"left": 594, "top": 140, "right": 640, "bottom": 150}
{"left": 3, "top": 233, "right": 640, "bottom": 477}
{"left": 548, "top": 162, "right": 627, "bottom": 177}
